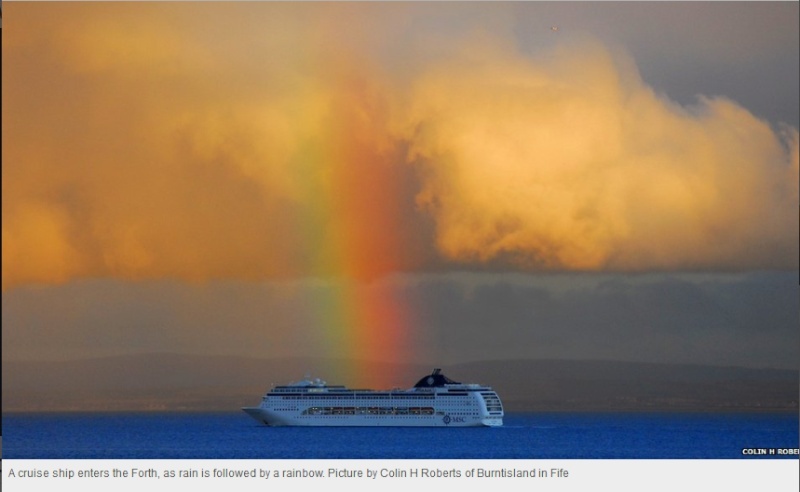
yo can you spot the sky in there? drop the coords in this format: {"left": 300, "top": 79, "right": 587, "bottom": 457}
{"left": 3, "top": 2, "right": 798, "bottom": 387}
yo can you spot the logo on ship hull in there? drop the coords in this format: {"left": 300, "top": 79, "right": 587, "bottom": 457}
{"left": 442, "top": 414, "right": 466, "bottom": 425}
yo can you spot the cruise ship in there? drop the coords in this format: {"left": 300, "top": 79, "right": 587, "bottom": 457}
{"left": 242, "top": 368, "right": 503, "bottom": 427}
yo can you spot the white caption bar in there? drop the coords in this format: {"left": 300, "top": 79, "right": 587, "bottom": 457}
{"left": 3, "top": 459, "right": 799, "bottom": 492}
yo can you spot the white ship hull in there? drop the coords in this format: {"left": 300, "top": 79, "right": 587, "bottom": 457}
{"left": 242, "top": 369, "right": 504, "bottom": 427}
{"left": 242, "top": 407, "right": 502, "bottom": 427}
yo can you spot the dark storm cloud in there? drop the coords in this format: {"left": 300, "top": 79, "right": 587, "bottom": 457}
{"left": 406, "top": 272, "right": 799, "bottom": 369}
{"left": 4, "top": 273, "right": 797, "bottom": 370}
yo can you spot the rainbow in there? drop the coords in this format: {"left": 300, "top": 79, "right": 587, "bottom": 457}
{"left": 290, "top": 60, "right": 415, "bottom": 389}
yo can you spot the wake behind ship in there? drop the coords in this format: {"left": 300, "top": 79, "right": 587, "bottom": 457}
{"left": 242, "top": 368, "right": 503, "bottom": 427}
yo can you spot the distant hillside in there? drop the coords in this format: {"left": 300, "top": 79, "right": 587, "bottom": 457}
{"left": 3, "top": 355, "right": 797, "bottom": 412}
{"left": 446, "top": 359, "right": 798, "bottom": 412}
{"left": 2, "top": 355, "right": 429, "bottom": 412}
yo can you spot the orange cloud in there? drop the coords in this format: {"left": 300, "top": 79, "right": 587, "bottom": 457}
{"left": 2, "top": 3, "right": 424, "bottom": 290}
{"left": 3, "top": 4, "right": 797, "bottom": 290}
{"left": 393, "top": 39, "right": 799, "bottom": 272}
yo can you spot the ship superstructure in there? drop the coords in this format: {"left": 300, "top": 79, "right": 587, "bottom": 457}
{"left": 242, "top": 368, "right": 503, "bottom": 427}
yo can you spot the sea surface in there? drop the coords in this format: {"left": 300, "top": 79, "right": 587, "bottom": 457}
{"left": 2, "top": 412, "right": 797, "bottom": 459}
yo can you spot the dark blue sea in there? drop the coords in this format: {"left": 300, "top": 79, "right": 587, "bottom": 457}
{"left": 3, "top": 412, "right": 797, "bottom": 459}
